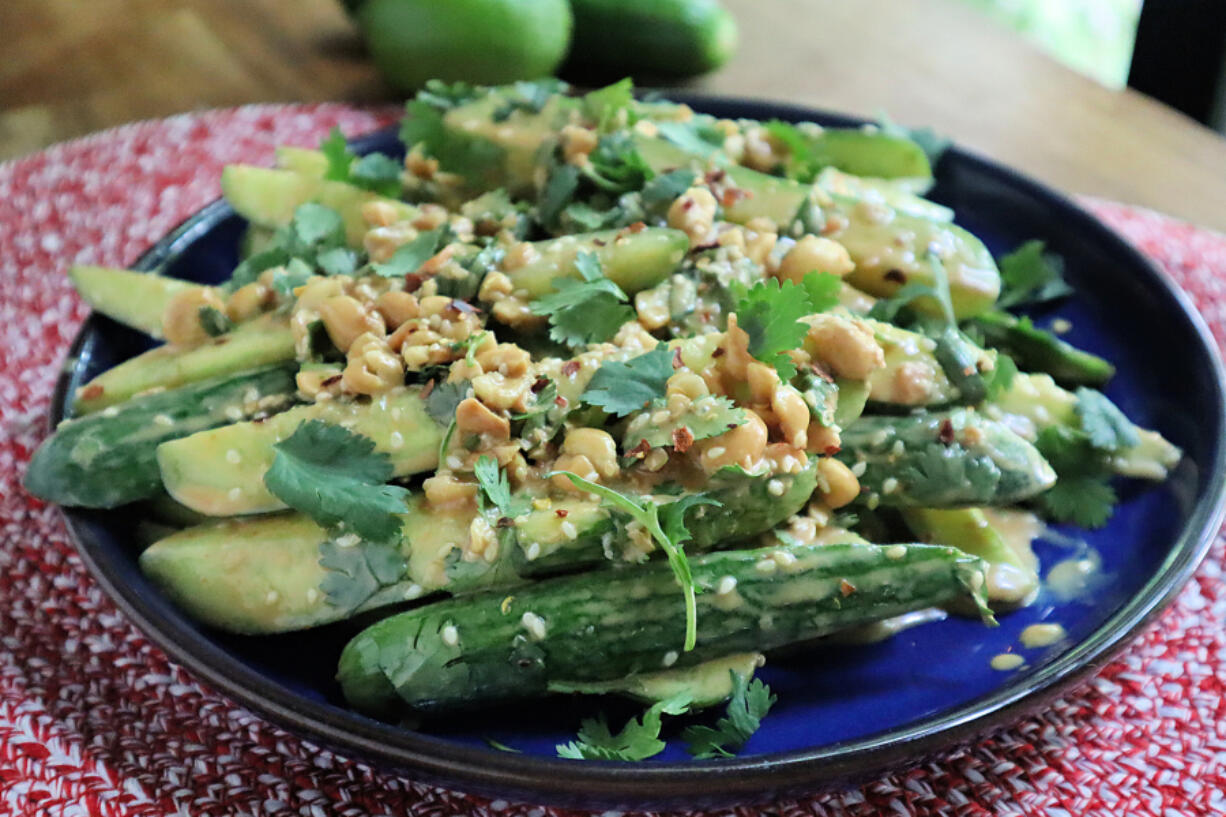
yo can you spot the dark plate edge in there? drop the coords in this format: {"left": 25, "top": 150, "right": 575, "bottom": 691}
{"left": 47, "top": 97, "right": 1226, "bottom": 809}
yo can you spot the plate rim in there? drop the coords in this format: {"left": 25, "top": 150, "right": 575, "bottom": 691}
{"left": 50, "top": 94, "right": 1226, "bottom": 808}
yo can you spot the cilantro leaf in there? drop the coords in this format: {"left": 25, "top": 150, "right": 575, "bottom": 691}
{"left": 1074, "top": 388, "right": 1139, "bottom": 451}
{"left": 655, "top": 121, "right": 724, "bottom": 158}
{"left": 424, "top": 380, "right": 469, "bottom": 427}
{"left": 1032, "top": 425, "right": 1118, "bottom": 528}
{"left": 492, "top": 79, "right": 567, "bottom": 122}
{"left": 1037, "top": 474, "right": 1117, "bottom": 529}
{"left": 734, "top": 277, "right": 816, "bottom": 380}
{"left": 557, "top": 692, "right": 692, "bottom": 761}
{"left": 876, "top": 112, "right": 951, "bottom": 165}
{"left": 400, "top": 89, "right": 504, "bottom": 185}
{"left": 474, "top": 455, "right": 531, "bottom": 519}
{"left": 623, "top": 395, "right": 746, "bottom": 453}
{"left": 547, "top": 473, "right": 718, "bottom": 652}
{"left": 316, "top": 246, "right": 359, "bottom": 277}
{"left": 641, "top": 169, "right": 698, "bottom": 214}
{"left": 228, "top": 203, "right": 351, "bottom": 290}
{"left": 682, "top": 672, "right": 776, "bottom": 758}
{"left": 371, "top": 227, "right": 444, "bottom": 278}
{"left": 800, "top": 270, "right": 843, "bottom": 312}
{"left": 585, "top": 132, "right": 653, "bottom": 195}
{"left": 317, "top": 535, "right": 407, "bottom": 614}
{"left": 229, "top": 247, "right": 292, "bottom": 292}
{"left": 581, "top": 344, "right": 676, "bottom": 417}
{"left": 264, "top": 420, "right": 409, "bottom": 543}
{"left": 321, "top": 127, "right": 354, "bottom": 182}
{"left": 270, "top": 257, "right": 315, "bottom": 298}
{"left": 983, "top": 352, "right": 1018, "bottom": 401}
{"left": 528, "top": 252, "right": 634, "bottom": 348}
{"left": 292, "top": 202, "right": 346, "bottom": 248}
{"left": 198, "top": 306, "right": 232, "bottom": 337}
{"left": 996, "top": 240, "right": 1073, "bottom": 309}
{"left": 349, "top": 153, "right": 403, "bottom": 199}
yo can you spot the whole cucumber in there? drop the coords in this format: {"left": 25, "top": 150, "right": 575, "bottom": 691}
{"left": 567, "top": 0, "right": 738, "bottom": 78}
{"left": 337, "top": 542, "right": 990, "bottom": 716}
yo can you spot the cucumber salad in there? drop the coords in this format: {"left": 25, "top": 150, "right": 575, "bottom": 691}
{"left": 26, "top": 80, "right": 1182, "bottom": 760}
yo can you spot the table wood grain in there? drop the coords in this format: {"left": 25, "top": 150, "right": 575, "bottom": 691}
{"left": 2, "top": 0, "right": 1224, "bottom": 231}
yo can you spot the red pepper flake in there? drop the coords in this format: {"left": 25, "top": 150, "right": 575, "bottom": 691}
{"left": 592, "top": 238, "right": 607, "bottom": 247}
{"left": 79, "top": 384, "right": 104, "bottom": 400}
{"left": 555, "top": 509, "right": 569, "bottom": 518}
{"left": 626, "top": 438, "right": 652, "bottom": 459}
{"left": 682, "top": 198, "right": 695, "bottom": 211}
{"left": 720, "top": 187, "right": 750, "bottom": 208}
{"left": 840, "top": 578, "right": 857, "bottom": 597}
{"left": 421, "top": 379, "right": 436, "bottom": 400}
{"left": 554, "top": 395, "right": 569, "bottom": 408}
{"left": 883, "top": 269, "right": 907, "bottom": 284}
{"left": 627, "top": 221, "right": 646, "bottom": 234}
{"left": 672, "top": 426, "right": 695, "bottom": 453}
{"left": 938, "top": 418, "right": 956, "bottom": 445}
{"left": 672, "top": 347, "right": 684, "bottom": 369}
{"left": 403, "top": 273, "right": 425, "bottom": 293}
{"left": 531, "top": 377, "right": 550, "bottom": 393}
{"left": 704, "top": 169, "right": 727, "bottom": 185}
{"left": 321, "top": 375, "right": 342, "bottom": 387}
{"left": 212, "top": 337, "right": 230, "bottom": 346}
{"left": 712, "top": 346, "right": 726, "bottom": 358}
{"left": 962, "top": 365, "right": 976, "bottom": 377}
{"left": 496, "top": 516, "right": 513, "bottom": 528}
{"left": 824, "top": 444, "right": 842, "bottom": 456}
{"left": 810, "top": 363, "right": 835, "bottom": 383}
{"left": 561, "top": 360, "right": 581, "bottom": 377}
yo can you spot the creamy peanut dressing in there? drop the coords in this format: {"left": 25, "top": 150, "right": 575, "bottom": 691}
{"left": 1019, "top": 622, "right": 1066, "bottom": 648}
{"left": 990, "top": 653, "right": 1025, "bottom": 671}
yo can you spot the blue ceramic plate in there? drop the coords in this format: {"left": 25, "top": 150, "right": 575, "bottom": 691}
{"left": 54, "top": 97, "right": 1226, "bottom": 809}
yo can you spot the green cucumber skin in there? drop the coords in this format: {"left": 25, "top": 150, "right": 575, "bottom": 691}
{"left": 337, "top": 542, "right": 987, "bottom": 715}
{"left": 68, "top": 265, "right": 205, "bottom": 340}
{"left": 838, "top": 409, "right": 1056, "bottom": 507}
{"left": 24, "top": 365, "right": 297, "bottom": 509}
{"left": 972, "top": 311, "right": 1115, "bottom": 387}
{"left": 806, "top": 130, "right": 932, "bottom": 180}
{"left": 933, "top": 326, "right": 988, "bottom": 405}
{"left": 567, "top": 0, "right": 738, "bottom": 78}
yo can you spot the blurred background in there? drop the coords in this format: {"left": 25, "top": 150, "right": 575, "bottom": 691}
{"left": 1, "top": 0, "right": 1223, "bottom": 229}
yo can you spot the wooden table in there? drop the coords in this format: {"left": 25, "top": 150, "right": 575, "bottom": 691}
{"left": 3, "top": 0, "right": 1225, "bottom": 231}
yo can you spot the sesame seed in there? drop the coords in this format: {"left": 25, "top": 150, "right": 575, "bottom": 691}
{"left": 525, "top": 542, "right": 541, "bottom": 561}
{"left": 891, "top": 440, "right": 906, "bottom": 456}
{"left": 882, "top": 477, "right": 899, "bottom": 494}
{"left": 885, "top": 545, "right": 907, "bottom": 560}
{"left": 225, "top": 449, "right": 241, "bottom": 464}
{"left": 866, "top": 493, "right": 881, "bottom": 510}
{"left": 521, "top": 612, "right": 547, "bottom": 641}
{"left": 767, "top": 479, "right": 785, "bottom": 496}
{"left": 717, "top": 575, "right": 738, "bottom": 595}
{"left": 662, "top": 651, "right": 678, "bottom": 667}
{"left": 265, "top": 590, "right": 279, "bottom": 605}
{"left": 404, "top": 584, "right": 423, "bottom": 600}
{"left": 651, "top": 410, "right": 671, "bottom": 424}
{"left": 706, "top": 446, "right": 726, "bottom": 460}
{"left": 224, "top": 405, "right": 243, "bottom": 421}
{"left": 227, "top": 487, "right": 242, "bottom": 501}
{"left": 446, "top": 456, "right": 463, "bottom": 469}
{"left": 389, "top": 431, "right": 404, "bottom": 449}
{"left": 851, "top": 460, "right": 868, "bottom": 477}
{"left": 561, "top": 521, "right": 578, "bottom": 539}
{"left": 772, "top": 550, "right": 797, "bottom": 567}
{"left": 152, "top": 413, "right": 174, "bottom": 427}
{"left": 441, "top": 624, "right": 459, "bottom": 646}
{"left": 335, "top": 534, "right": 361, "bottom": 548}
{"left": 306, "top": 588, "right": 320, "bottom": 604}
{"left": 101, "top": 406, "right": 120, "bottom": 418}
{"left": 755, "top": 558, "right": 777, "bottom": 574}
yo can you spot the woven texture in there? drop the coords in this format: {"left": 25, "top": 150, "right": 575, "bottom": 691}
{"left": 2, "top": 105, "right": 1226, "bottom": 817}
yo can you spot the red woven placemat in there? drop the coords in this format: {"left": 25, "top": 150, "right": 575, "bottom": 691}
{"left": 2, "top": 105, "right": 1225, "bottom": 817}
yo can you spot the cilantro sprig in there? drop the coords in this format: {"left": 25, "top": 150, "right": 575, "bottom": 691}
{"left": 1033, "top": 425, "right": 1117, "bottom": 528}
{"left": 548, "top": 473, "right": 717, "bottom": 652}
{"left": 371, "top": 227, "right": 446, "bottom": 278}
{"left": 682, "top": 672, "right": 776, "bottom": 758}
{"left": 474, "top": 455, "right": 531, "bottom": 519}
{"left": 557, "top": 692, "right": 692, "bottom": 761}
{"left": 580, "top": 344, "right": 676, "bottom": 417}
{"left": 528, "top": 251, "right": 634, "bottom": 348}
{"left": 733, "top": 271, "right": 842, "bottom": 380}
{"left": 321, "top": 127, "right": 403, "bottom": 198}
{"left": 263, "top": 420, "right": 409, "bottom": 543}
{"left": 996, "top": 240, "right": 1073, "bottom": 309}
